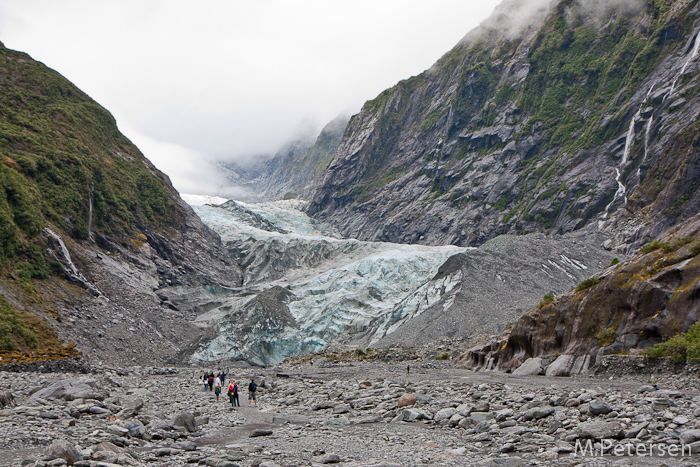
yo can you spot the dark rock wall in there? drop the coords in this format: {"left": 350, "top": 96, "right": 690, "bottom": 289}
{"left": 308, "top": 0, "right": 700, "bottom": 252}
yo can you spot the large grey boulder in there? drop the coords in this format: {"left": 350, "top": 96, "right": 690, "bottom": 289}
{"left": 545, "top": 355, "right": 575, "bottom": 377}
{"left": 680, "top": 429, "right": 700, "bottom": 445}
{"left": 575, "top": 421, "right": 625, "bottom": 439}
{"left": 170, "top": 412, "right": 197, "bottom": 432}
{"left": 512, "top": 357, "right": 544, "bottom": 376}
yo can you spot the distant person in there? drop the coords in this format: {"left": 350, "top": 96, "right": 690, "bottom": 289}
{"left": 229, "top": 380, "right": 240, "bottom": 407}
{"left": 208, "top": 373, "right": 214, "bottom": 391}
{"left": 221, "top": 369, "right": 227, "bottom": 386}
{"left": 248, "top": 378, "right": 258, "bottom": 406}
{"left": 214, "top": 374, "right": 222, "bottom": 402}
{"left": 406, "top": 364, "right": 410, "bottom": 376}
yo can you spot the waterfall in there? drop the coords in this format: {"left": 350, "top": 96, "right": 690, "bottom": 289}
{"left": 621, "top": 116, "right": 636, "bottom": 165}
{"left": 604, "top": 168, "right": 627, "bottom": 218}
{"left": 43, "top": 227, "right": 103, "bottom": 296}
{"left": 669, "top": 31, "right": 700, "bottom": 96}
{"left": 643, "top": 116, "right": 653, "bottom": 162}
{"left": 44, "top": 228, "right": 80, "bottom": 277}
{"left": 88, "top": 185, "right": 94, "bottom": 242}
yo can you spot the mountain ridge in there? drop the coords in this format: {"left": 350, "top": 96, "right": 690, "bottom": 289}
{"left": 0, "top": 43, "right": 243, "bottom": 365}
{"left": 307, "top": 0, "right": 700, "bottom": 253}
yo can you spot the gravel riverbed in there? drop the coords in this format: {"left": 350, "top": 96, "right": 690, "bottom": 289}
{"left": 1, "top": 358, "right": 699, "bottom": 467}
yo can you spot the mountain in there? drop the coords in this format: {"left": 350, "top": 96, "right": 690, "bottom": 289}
{"left": 0, "top": 43, "right": 242, "bottom": 365}
{"left": 308, "top": 0, "right": 700, "bottom": 253}
{"left": 219, "top": 115, "right": 349, "bottom": 202}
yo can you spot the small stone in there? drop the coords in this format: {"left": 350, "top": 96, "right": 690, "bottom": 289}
{"left": 314, "top": 453, "right": 341, "bottom": 464}
{"left": 588, "top": 399, "right": 612, "bottom": 415}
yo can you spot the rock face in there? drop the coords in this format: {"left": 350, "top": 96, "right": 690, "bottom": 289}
{"left": 0, "top": 44, "right": 243, "bottom": 366}
{"left": 456, "top": 214, "right": 700, "bottom": 375}
{"left": 219, "top": 115, "right": 349, "bottom": 202}
{"left": 307, "top": 0, "right": 700, "bottom": 253}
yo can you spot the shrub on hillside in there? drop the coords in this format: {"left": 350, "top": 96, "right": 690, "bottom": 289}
{"left": 0, "top": 295, "right": 38, "bottom": 351}
{"left": 645, "top": 321, "right": 700, "bottom": 364}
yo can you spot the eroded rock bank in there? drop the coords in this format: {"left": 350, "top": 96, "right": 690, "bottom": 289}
{"left": 456, "top": 214, "right": 700, "bottom": 377}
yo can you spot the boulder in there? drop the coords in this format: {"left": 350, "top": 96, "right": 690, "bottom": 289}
{"left": 679, "top": 429, "right": 700, "bottom": 445}
{"left": 397, "top": 393, "right": 417, "bottom": 407}
{"left": 170, "top": 412, "right": 197, "bottom": 432}
{"left": 123, "top": 419, "right": 146, "bottom": 438}
{"left": 519, "top": 406, "right": 554, "bottom": 421}
{"left": 0, "top": 390, "right": 15, "bottom": 408}
{"left": 575, "top": 421, "right": 625, "bottom": 439}
{"left": 545, "top": 355, "right": 575, "bottom": 377}
{"left": 512, "top": 357, "right": 544, "bottom": 376}
{"left": 475, "top": 457, "right": 525, "bottom": 467}
{"left": 400, "top": 408, "right": 431, "bottom": 421}
{"left": 588, "top": 399, "right": 612, "bottom": 416}
{"left": 433, "top": 408, "right": 456, "bottom": 423}
{"left": 46, "top": 439, "right": 83, "bottom": 465}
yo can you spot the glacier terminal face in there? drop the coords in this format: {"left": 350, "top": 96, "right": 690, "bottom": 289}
{"left": 185, "top": 197, "right": 467, "bottom": 366}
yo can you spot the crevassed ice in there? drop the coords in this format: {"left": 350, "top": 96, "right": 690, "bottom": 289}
{"left": 185, "top": 195, "right": 468, "bottom": 365}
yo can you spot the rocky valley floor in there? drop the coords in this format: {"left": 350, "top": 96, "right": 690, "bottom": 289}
{"left": 1, "top": 359, "right": 699, "bottom": 467}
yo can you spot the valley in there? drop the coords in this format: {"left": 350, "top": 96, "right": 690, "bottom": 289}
{"left": 177, "top": 196, "right": 617, "bottom": 368}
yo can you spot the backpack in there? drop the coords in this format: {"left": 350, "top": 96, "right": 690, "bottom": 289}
{"left": 250, "top": 382, "right": 257, "bottom": 391}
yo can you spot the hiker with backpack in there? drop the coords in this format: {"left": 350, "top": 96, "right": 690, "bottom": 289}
{"left": 248, "top": 378, "right": 257, "bottom": 406}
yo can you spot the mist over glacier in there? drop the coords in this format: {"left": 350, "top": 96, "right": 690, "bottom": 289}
{"left": 182, "top": 195, "right": 467, "bottom": 366}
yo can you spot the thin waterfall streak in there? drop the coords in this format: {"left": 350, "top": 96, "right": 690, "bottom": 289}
{"left": 643, "top": 116, "right": 653, "bottom": 162}
{"left": 669, "top": 31, "right": 700, "bottom": 97}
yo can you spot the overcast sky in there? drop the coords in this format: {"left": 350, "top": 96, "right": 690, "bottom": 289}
{"left": 0, "top": 0, "right": 502, "bottom": 195}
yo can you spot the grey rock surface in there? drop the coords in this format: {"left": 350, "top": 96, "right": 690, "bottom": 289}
{"left": 2, "top": 360, "right": 699, "bottom": 467}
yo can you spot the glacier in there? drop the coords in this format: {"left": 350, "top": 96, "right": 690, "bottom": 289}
{"left": 182, "top": 195, "right": 467, "bottom": 366}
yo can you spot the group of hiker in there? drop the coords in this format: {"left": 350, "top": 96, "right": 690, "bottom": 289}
{"left": 199, "top": 370, "right": 258, "bottom": 407}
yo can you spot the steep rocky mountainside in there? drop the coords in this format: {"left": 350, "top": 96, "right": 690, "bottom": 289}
{"left": 308, "top": 0, "right": 700, "bottom": 252}
{"left": 455, "top": 214, "right": 700, "bottom": 376}
{"left": 220, "top": 115, "right": 348, "bottom": 202}
{"left": 0, "top": 43, "right": 242, "bottom": 365}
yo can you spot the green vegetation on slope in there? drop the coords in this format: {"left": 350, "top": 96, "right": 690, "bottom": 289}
{"left": 0, "top": 293, "right": 37, "bottom": 350}
{"left": 0, "top": 45, "right": 177, "bottom": 273}
{"left": 646, "top": 320, "right": 700, "bottom": 363}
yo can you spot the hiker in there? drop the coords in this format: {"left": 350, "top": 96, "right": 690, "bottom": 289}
{"left": 406, "top": 364, "right": 410, "bottom": 376}
{"left": 248, "top": 378, "right": 257, "bottom": 406}
{"left": 220, "top": 369, "right": 227, "bottom": 387}
{"left": 228, "top": 380, "right": 240, "bottom": 407}
{"left": 214, "top": 374, "right": 222, "bottom": 402}
{"left": 207, "top": 373, "right": 214, "bottom": 391}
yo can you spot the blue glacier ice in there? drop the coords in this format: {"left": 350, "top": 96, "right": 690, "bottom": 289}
{"left": 182, "top": 195, "right": 467, "bottom": 365}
